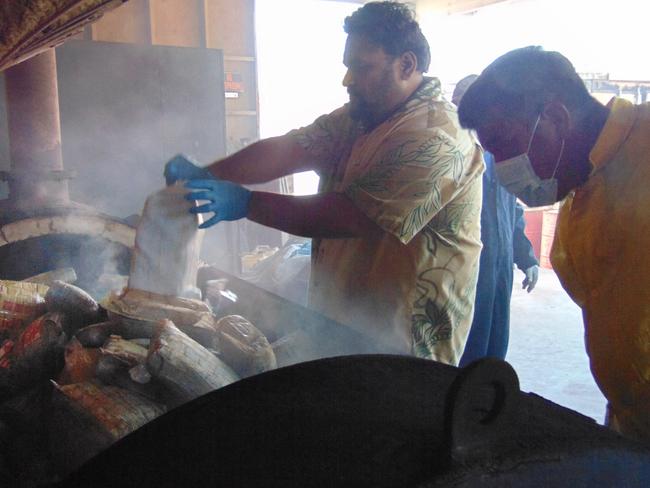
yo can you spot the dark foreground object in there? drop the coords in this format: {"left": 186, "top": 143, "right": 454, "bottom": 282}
{"left": 59, "top": 355, "right": 650, "bottom": 488}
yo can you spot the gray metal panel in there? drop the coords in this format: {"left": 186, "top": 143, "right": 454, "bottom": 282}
{"left": 55, "top": 40, "right": 227, "bottom": 219}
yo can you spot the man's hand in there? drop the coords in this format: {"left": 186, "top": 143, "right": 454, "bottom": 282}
{"left": 185, "top": 179, "right": 252, "bottom": 228}
{"left": 164, "top": 154, "right": 213, "bottom": 185}
{"left": 522, "top": 265, "right": 539, "bottom": 293}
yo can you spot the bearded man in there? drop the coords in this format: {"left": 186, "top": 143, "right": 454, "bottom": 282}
{"left": 165, "top": 1, "right": 483, "bottom": 364}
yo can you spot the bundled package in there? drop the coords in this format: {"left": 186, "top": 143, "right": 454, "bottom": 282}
{"left": 146, "top": 319, "right": 238, "bottom": 402}
{"left": 45, "top": 280, "right": 103, "bottom": 336}
{"left": 214, "top": 315, "right": 276, "bottom": 378}
{"left": 128, "top": 184, "right": 204, "bottom": 299}
{"left": 0, "top": 312, "right": 66, "bottom": 394}
{"left": 94, "top": 335, "right": 162, "bottom": 402}
{"left": 50, "top": 381, "right": 166, "bottom": 475}
{"left": 104, "top": 288, "right": 214, "bottom": 330}
{"left": 57, "top": 338, "right": 101, "bottom": 385}
{"left": 0, "top": 281, "right": 49, "bottom": 339}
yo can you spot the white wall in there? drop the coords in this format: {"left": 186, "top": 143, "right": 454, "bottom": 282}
{"left": 419, "top": 0, "right": 650, "bottom": 91}
{"left": 256, "top": 0, "right": 359, "bottom": 195}
{"left": 257, "top": 0, "right": 650, "bottom": 193}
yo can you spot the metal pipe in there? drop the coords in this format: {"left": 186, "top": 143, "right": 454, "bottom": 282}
{"left": 4, "top": 49, "right": 70, "bottom": 208}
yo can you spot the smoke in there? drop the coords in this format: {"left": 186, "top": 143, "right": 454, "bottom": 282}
{"left": 51, "top": 39, "right": 241, "bottom": 277}
{"left": 0, "top": 38, "right": 252, "bottom": 296}
{"left": 44, "top": 221, "right": 131, "bottom": 300}
{"left": 55, "top": 40, "right": 228, "bottom": 220}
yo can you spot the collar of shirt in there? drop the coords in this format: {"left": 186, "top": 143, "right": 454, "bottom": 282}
{"left": 401, "top": 76, "right": 442, "bottom": 113}
{"left": 589, "top": 97, "right": 637, "bottom": 173}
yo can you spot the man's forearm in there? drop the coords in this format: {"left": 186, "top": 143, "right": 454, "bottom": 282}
{"left": 206, "top": 135, "right": 316, "bottom": 185}
{"left": 246, "top": 191, "right": 384, "bottom": 240}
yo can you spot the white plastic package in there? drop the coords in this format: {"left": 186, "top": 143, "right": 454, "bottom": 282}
{"left": 128, "top": 184, "right": 203, "bottom": 299}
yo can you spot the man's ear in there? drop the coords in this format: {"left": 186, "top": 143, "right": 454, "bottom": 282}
{"left": 542, "top": 101, "right": 571, "bottom": 138}
{"left": 399, "top": 51, "right": 418, "bottom": 79}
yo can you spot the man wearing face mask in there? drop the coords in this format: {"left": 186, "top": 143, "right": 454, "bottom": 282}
{"left": 458, "top": 45, "right": 650, "bottom": 445}
{"left": 164, "top": 2, "right": 484, "bottom": 364}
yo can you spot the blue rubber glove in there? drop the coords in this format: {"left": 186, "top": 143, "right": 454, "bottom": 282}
{"left": 164, "top": 154, "right": 213, "bottom": 185}
{"left": 185, "top": 178, "right": 252, "bottom": 228}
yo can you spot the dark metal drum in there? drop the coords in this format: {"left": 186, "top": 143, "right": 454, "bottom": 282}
{"left": 59, "top": 355, "right": 650, "bottom": 488}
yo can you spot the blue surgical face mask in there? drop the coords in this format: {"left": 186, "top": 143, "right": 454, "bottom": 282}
{"left": 495, "top": 115, "right": 564, "bottom": 207}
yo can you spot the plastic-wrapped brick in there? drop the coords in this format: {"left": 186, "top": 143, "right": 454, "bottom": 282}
{"left": 50, "top": 381, "right": 166, "bottom": 476}
{"left": 146, "top": 319, "right": 238, "bottom": 403}
{"left": 0, "top": 312, "right": 66, "bottom": 394}
{"left": 0, "top": 280, "right": 48, "bottom": 340}
{"left": 214, "top": 315, "right": 276, "bottom": 378}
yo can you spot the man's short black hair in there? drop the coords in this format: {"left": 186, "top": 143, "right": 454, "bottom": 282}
{"left": 458, "top": 46, "right": 595, "bottom": 130}
{"left": 344, "top": 1, "right": 431, "bottom": 73}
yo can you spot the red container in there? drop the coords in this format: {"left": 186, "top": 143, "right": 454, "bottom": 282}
{"left": 523, "top": 209, "right": 544, "bottom": 261}
{"left": 540, "top": 209, "right": 559, "bottom": 269}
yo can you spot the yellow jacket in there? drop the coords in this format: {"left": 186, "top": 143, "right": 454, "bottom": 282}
{"left": 552, "top": 98, "right": 650, "bottom": 442}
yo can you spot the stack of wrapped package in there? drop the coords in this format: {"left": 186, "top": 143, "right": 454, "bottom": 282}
{"left": 0, "top": 185, "right": 276, "bottom": 485}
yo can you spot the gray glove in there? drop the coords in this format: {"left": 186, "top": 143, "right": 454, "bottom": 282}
{"left": 522, "top": 265, "right": 539, "bottom": 293}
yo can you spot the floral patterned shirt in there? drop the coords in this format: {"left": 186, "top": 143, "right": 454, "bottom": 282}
{"left": 287, "top": 77, "right": 483, "bottom": 364}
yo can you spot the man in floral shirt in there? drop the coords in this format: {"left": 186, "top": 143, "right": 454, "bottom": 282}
{"left": 165, "top": 2, "right": 483, "bottom": 364}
